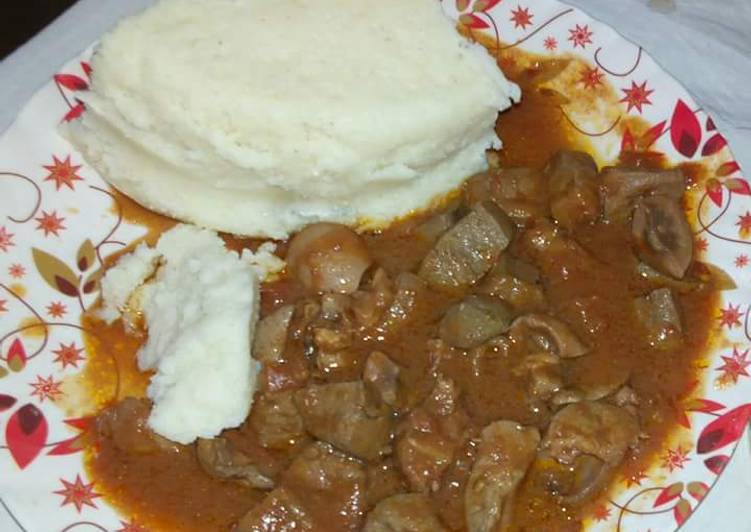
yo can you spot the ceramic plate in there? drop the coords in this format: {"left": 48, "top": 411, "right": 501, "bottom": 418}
{"left": 0, "top": 1, "right": 749, "bottom": 530}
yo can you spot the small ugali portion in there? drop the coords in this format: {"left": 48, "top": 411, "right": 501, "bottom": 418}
{"left": 100, "top": 224, "right": 262, "bottom": 444}
{"left": 67, "top": 0, "right": 520, "bottom": 238}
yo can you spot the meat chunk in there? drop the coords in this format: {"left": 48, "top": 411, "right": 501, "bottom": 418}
{"left": 636, "top": 262, "right": 700, "bottom": 293}
{"left": 364, "top": 494, "right": 447, "bottom": 532}
{"left": 320, "top": 293, "right": 352, "bottom": 320}
{"left": 532, "top": 452, "right": 610, "bottom": 505}
{"left": 509, "top": 314, "right": 588, "bottom": 358}
{"left": 287, "top": 223, "right": 373, "bottom": 294}
{"left": 476, "top": 256, "right": 546, "bottom": 313}
{"left": 431, "top": 438, "right": 478, "bottom": 530}
{"left": 312, "top": 324, "right": 353, "bottom": 352}
{"left": 294, "top": 382, "right": 393, "bottom": 460}
{"left": 253, "top": 305, "right": 295, "bottom": 363}
{"left": 95, "top": 397, "right": 178, "bottom": 454}
{"left": 542, "top": 401, "right": 639, "bottom": 466}
{"left": 234, "top": 488, "right": 311, "bottom": 532}
{"left": 546, "top": 150, "right": 598, "bottom": 190}
{"left": 364, "top": 351, "right": 403, "bottom": 409}
{"left": 535, "top": 401, "right": 640, "bottom": 506}
{"left": 395, "top": 378, "right": 469, "bottom": 492}
{"left": 439, "top": 295, "right": 513, "bottom": 349}
{"left": 423, "top": 376, "right": 462, "bottom": 419}
{"left": 259, "top": 300, "right": 318, "bottom": 393}
{"left": 632, "top": 195, "right": 693, "bottom": 279}
{"left": 466, "top": 168, "right": 549, "bottom": 224}
{"left": 235, "top": 442, "right": 366, "bottom": 532}
{"left": 514, "top": 353, "right": 563, "bottom": 400}
{"left": 611, "top": 386, "right": 640, "bottom": 412}
{"left": 545, "top": 150, "right": 601, "bottom": 230}
{"left": 365, "top": 459, "right": 406, "bottom": 508}
{"left": 311, "top": 320, "right": 364, "bottom": 381}
{"left": 465, "top": 421, "right": 540, "bottom": 532}
{"left": 419, "top": 201, "right": 515, "bottom": 289}
{"left": 250, "top": 391, "right": 306, "bottom": 450}
{"left": 550, "top": 369, "right": 630, "bottom": 407}
{"left": 196, "top": 437, "right": 274, "bottom": 489}
{"left": 601, "top": 167, "right": 685, "bottom": 220}
{"left": 380, "top": 273, "right": 426, "bottom": 332}
{"left": 281, "top": 442, "right": 366, "bottom": 525}
{"left": 396, "top": 409, "right": 458, "bottom": 493}
{"left": 516, "top": 219, "right": 603, "bottom": 293}
{"left": 261, "top": 357, "right": 310, "bottom": 394}
{"left": 634, "top": 287, "right": 682, "bottom": 348}
{"left": 305, "top": 295, "right": 365, "bottom": 382}
{"left": 351, "top": 268, "right": 394, "bottom": 327}
{"left": 415, "top": 211, "right": 458, "bottom": 245}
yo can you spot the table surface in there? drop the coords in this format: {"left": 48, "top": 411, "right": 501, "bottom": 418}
{"left": 0, "top": 1, "right": 749, "bottom": 531}
{"left": 0, "top": 2, "right": 78, "bottom": 59}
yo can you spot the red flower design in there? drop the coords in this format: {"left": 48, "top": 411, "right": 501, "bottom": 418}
{"left": 716, "top": 348, "right": 751, "bottom": 385}
{"left": 681, "top": 396, "right": 725, "bottom": 430}
{"left": 543, "top": 36, "right": 558, "bottom": 50}
{"left": 661, "top": 446, "right": 691, "bottom": 472}
{"left": 0, "top": 226, "right": 15, "bottom": 252}
{"left": 670, "top": 99, "right": 702, "bottom": 158}
{"left": 5, "top": 403, "right": 48, "bottom": 469}
{"left": 580, "top": 66, "right": 604, "bottom": 90}
{"left": 8, "top": 263, "right": 25, "bottom": 278}
{"left": 705, "top": 178, "right": 724, "bottom": 207}
{"left": 54, "top": 74, "right": 88, "bottom": 91}
{"left": 510, "top": 6, "right": 533, "bottom": 29}
{"left": 705, "top": 454, "right": 730, "bottom": 475}
{"left": 727, "top": 178, "right": 751, "bottom": 196}
{"left": 737, "top": 211, "right": 751, "bottom": 239}
{"left": 695, "top": 237, "right": 708, "bottom": 252}
{"left": 117, "top": 521, "right": 149, "bottom": 532}
{"left": 43, "top": 155, "right": 83, "bottom": 191}
{"left": 458, "top": 13, "right": 489, "bottom": 29}
{"left": 7, "top": 339, "right": 26, "bottom": 371}
{"left": 702, "top": 133, "right": 727, "bottom": 157}
{"left": 592, "top": 503, "right": 611, "bottom": 522}
{"left": 718, "top": 303, "right": 744, "bottom": 329}
{"left": 736, "top": 254, "right": 749, "bottom": 268}
{"left": 46, "top": 301, "right": 67, "bottom": 318}
{"left": 46, "top": 417, "right": 92, "bottom": 457}
{"left": 53, "top": 475, "right": 101, "bottom": 512}
{"left": 568, "top": 24, "right": 593, "bottom": 48}
{"left": 717, "top": 161, "right": 741, "bottom": 177}
{"left": 35, "top": 210, "right": 66, "bottom": 237}
{"left": 53, "top": 342, "right": 86, "bottom": 370}
{"left": 697, "top": 404, "right": 751, "bottom": 454}
{"left": 29, "top": 375, "right": 64, "bottom": 403}
{"left": 473, "top": 0, "right": 502, "bottom": 11}
{"left": 0, "top": 300, "right": 7, "bottom": 313}
{"left": 620, "top": 81, "right": 654, "bottom": 114}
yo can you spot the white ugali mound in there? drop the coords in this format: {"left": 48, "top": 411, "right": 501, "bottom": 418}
{"left": 67, "top": 0, "right": 520, "bottom": 238}
{"left": 99, "top": 224, "right": 274, "bottom": 444}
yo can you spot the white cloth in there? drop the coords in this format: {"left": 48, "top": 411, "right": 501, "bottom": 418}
{"left": 0, "top": 1, "right": 749, "bottom": 530}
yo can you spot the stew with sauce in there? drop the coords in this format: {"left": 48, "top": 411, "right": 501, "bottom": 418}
{"left": 84, "top": 58, "right": 717, "bottom": 532}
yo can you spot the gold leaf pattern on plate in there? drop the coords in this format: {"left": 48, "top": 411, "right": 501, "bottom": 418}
{"left": 76, "top": 239, "right": 96, "bottom": 272}
{"left": 32, "top": 248, "right": 80, "bottom": 298}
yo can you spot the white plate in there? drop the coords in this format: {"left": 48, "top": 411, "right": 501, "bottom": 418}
{"left": 0, "top": 1, "right": 749, "bottom": 530}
